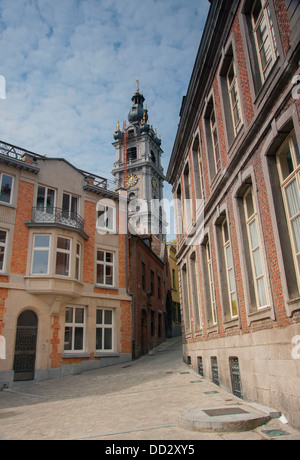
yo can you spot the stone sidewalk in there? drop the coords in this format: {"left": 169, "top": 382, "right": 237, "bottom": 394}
{"left": 0, "top": 337, "right": 299, "bottom": 440}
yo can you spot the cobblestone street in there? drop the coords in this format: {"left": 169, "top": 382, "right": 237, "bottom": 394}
{"left": 0, "top": 338, "right": 299, "bottom": 441}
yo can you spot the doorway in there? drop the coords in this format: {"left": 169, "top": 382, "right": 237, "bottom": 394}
{"left": 13, "top": 310, "right": 38, "bottom": 381}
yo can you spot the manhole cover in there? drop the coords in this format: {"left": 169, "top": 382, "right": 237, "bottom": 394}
{"left": 204, "top": 391, "right": 219, "bottom": 395}
{"left": 262, "top": 430, "right": 291, "bottom": 438}
{"left": 180, "top": 372, "right": 190, "bottom": 375}
{"left": 203, "top": 407, "right": 249, "bottom": 417}
{"left": 190, "top": 380, "right": 202, "bottom": 384}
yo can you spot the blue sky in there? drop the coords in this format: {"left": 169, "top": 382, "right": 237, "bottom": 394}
{"left": 0, "top": 0, "right": 209, "bottom": 208}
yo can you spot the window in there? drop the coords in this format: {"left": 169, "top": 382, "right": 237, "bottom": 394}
{"left": 190, "top": 252, "right": 201, "bottom": 330}
{"left": 36, "top": 186, "right": 55, "bottom": 214}
{"left": 198, "top": 357, "right": 204, "bottom": 377}
{"left": 96, "top": 250, "right": 114, "bottom": 286}
{"left": 210, "top": 109, "right": 221, "bottom": 174}
{"left": 0, "top": 173, "right": 13, "bottom": 204}
{"left": 151, "top": 310, "right": 155, "bottom": 336}
{"left": 150, "top": 270, "right": 154, "bottom": 296}
{"left": 96, "top": 309, "right": 114, "bottom": 351}
{"left": 32, "top": 235, "right": 51, "bottom": 275}
{"left": 75, "top": 242, "right": 81, "bottom": 281}
{"left": 158, "top": 312, "right": 162, "bottom": 338}
{"left": 206, "top": 241, "right": 217, "bottom": 325}
{"left": 55, "top": 237, "right": 71, "bottom": 277}
{"left": 64, "top": 306, "right": 86, "bottom": 352}
{"left": 183, "top": 163, "right": 193, "bottom": 228}
{"left": 62, "top": 193, "right": 78, "bottom": 218}
{"left": 222, "top": 219, "right": 238, "bottom": 318}
{"left": 192, "top": 136, "right": 205, "bottom": 201}
{"left": 0, "top": 230, "right": 7, "bottom": 272}
{"left": 211, "top": 356, "right": 220, "bottom": 386}
{"left": 204, "top": 99, "right": 221, "bottom": 181}
{"left": 172, "top": 268, "right": 176, "bottom": 290}
{"left": 243, "top": 188, "right": 269, "bottom": 308}
{"left": 227, "top": 60, "right": 243, "bottom": 136}
{"left": 127, "top": 147, "right": 137, "bottom": 161}
{"left": 251, "top": 0, "right": 279, "bottom": 82}
{"left": 142, "top": 262, "right": 146, "bottom": 290}
{"left": 181, "top": 264, "right": 191, "bottom": 331}
{"left": 176, "top": 184, "right": 184, "bottom": 238}
{"left": 151, "top": 150, "right": 156, "bottom": 163}
{"left": 157, "top": 275, "right": 161, "bottom": 299}
{"left": 97, "top": 202, "right": 115, "bottom": 233}
{"left": 277, "top": 132, "right": 300, "bottom": 292}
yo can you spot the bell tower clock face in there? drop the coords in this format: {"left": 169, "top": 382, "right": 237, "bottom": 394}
{"left": 151, "top": 177, "right": 158, "bottom": 191}
{"left": 127, "top": 174, "right": 138, "bottom": 187}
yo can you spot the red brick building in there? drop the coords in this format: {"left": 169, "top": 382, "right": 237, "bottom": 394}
{"left": 129, "top": 234, "right": 172, "bottom": 359}
{"left": 0, "top": 141, "right": 132, "bottom": 385}
{"left": 167, "top": 0, "right": 300, "bottom": 427}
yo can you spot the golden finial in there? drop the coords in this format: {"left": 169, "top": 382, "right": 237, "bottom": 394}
{"left": 136, "top": 79, "right": 140, "bottom": 92}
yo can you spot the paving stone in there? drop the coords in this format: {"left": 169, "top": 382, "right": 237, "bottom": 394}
{"left": 0, "top": 338, "right": 298, "bottom": 441}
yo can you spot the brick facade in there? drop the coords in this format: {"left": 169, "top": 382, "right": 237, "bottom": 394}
{"left": 167, "top": 0, "right": 300, "bottom": 428}
{"left": 128, "top": 235, "right": 171, "bottom": 359}
{"left": 0, "top": 149, "right": 132, "bottom": 385}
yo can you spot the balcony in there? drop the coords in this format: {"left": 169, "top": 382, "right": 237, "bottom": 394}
{"left": 25, "top": 276, "right": 83, "bottom": 299}
{"left": 26, "top": 207, "right": 89, "bottom": 240}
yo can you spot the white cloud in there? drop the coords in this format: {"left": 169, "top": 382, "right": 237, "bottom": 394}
{"left": 0, "top": 0, "right": 210, "bottom": 184}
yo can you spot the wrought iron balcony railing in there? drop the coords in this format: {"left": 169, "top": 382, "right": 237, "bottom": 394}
{"left": 30, "top": 207, "right": 85, "bottom": 230}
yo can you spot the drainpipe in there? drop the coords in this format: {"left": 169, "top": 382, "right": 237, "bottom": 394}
{"left": 118, "top": 187, "right": 135, "bottom": 359}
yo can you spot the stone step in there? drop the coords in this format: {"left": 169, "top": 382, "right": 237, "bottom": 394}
{"left": 178, "top": 404, "right": 274, "bottom": 433}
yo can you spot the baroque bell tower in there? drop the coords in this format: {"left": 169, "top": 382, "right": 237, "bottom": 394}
{"left": 112, "top": 81, "right": 166, "bottom": 239}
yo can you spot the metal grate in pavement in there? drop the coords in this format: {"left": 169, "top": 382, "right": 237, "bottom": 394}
{"left": 262, "top": 429, "right": 291, "bottom": 438}
{"left": 203, "top": 407, "right": 249, "bottom": 417}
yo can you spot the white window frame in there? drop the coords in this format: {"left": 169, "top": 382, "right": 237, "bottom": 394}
{"left": 96, "top": 308, "right": 114, "bottom": 352}
{"left": 64, "top": 306, "right": 86, "bottom": 353}
{"left": 31, "top": 234, "right": 51, "bottom": 275}
{"left": 206, "top": 240, "right": 217, "bottom": 325}
{"left": 189, "top": 251, "right": 202, "bottom": 330}
{"left": 210, "top": 109, "right": 221, "bottom": 174}
{"left": 222, "top": 218, "right": 238, "bottom": 319}
{"left": 0, "top": 173, "right": 14, "bottom": 205}
{"left": 181, "top": 263, "right": 191, "bottom": 332}
{"left": 0, "top": 229, "right": 8, "bottom": 273}
{"left": 251, "top": 0, "right": 279, "bottom": 82}
{"left": 227, "top": 59, "right": 243, "bottom": 136}
{"left": 62, "top": 192, "right": 79, "bottom": 216}
{"left": 96, "top": 199, "right": 116, "bottom": 234}
{"left": 276, "top": 131, "right": 300, "bottom": 293}
{"left": 96, "top": 249, "right": 115, "bottom": 287}
{"left": 55, "top": 236, "right": 72, "bottom": 277}
{"left": 243, "top": 187, "right": 269, "bottom": 309}
{"left": 75, "top": 242, "right": 82, "bottom": 281}
{"left": 36, "top": 185, "right": 56, "bottom": 214}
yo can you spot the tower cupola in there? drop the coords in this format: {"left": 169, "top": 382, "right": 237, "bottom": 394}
{"left": 128, "top": 80, "right": 148, "bottom": 125}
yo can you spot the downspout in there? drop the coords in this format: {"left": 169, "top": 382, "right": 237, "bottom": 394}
{"left": 118, "top": 187, "right": 135, "bottom": 359}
